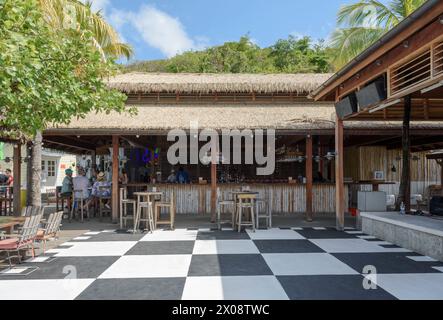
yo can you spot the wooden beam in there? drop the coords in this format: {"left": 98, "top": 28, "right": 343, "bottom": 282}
{"left": 398, "top": 96, "right": 412, "bottom": 212}
{"left": 306, "top": 135, "right": 313, "bottom": 221}
{"left": 316, "top": 3, "right": 443, "bottom": 100}
{"left": 335, "top": 116, "right": 345, "bottom": 231}
{"left": 112, "top": 135, "right": 119, "bottom": 223}
{"left": 13, "top": 144, "right": 21, "bottom": 216}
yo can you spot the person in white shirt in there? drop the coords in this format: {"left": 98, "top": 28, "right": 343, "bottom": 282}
{"left": 73, "top": 168, "right": 91, "bottom": 210}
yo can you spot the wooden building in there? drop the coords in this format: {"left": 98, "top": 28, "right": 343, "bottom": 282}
{"left": 313, "top": 0, "right": 443, "bottom": 229}
{"left": 27, "top": 72, "right": 442, "bottom": 225}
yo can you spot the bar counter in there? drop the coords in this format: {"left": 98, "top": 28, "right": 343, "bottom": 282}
{"left": 122, "top": 183, "right": 348, "bottom": 215}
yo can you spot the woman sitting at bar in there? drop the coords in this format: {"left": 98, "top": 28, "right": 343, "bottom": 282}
{"left": 92, "top": 172, "right": 111, "bottom": 209}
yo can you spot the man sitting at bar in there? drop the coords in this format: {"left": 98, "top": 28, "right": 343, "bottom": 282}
{"left": 73, "top": 167, "right": 91, "bottom": 211}
{"left": 167, "top": 169, "right": 177, "bottom": 183}
{"left": 176, "top": 167, "right": 190, "bottom": 184}
{"left": 92, "top": 172, "right": 111, "bottom": 209}
{"left": 61, "top": 168, "right": 73, "bottom": 211}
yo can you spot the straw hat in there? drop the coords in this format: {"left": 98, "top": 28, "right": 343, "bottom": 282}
{"left": 97, "top": 172, "right": 105, "bottom": 181}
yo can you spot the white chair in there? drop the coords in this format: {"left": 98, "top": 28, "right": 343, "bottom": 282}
{"left": 119, "top": 188, "right": 137, "bottom": 232}
{"left": 216, "top": 188, "right": 235, "bottom": 230}
{"left": 35, "top": 211, "right": 63, "bottom": 253}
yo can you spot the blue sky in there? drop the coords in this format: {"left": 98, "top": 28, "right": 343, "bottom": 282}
{"left": 87, "top": 0, "right": 355, "bottom": 63}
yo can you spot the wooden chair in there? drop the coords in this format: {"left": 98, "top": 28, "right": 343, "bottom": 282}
{"left": 0, "top": 212, "right": 43, "bottom": 267}
{"left": 98, "top": 186, "right": 111, "bottom": 221}
{"left": 35, "top": 211, "right": 63, "bottom": 253}
{"left": 236, "top": 194, "right": 256, "bottom": 233}
{"left": 154, "top": 191, "right": 175, "bottom": 230}
{"left": 216, "top": 188, "right": 235, "bottom": 230}
{"left": 119, "top": 187, "right": 137, "bottom": 232}
{"left": 70, "top": 190, "right": 89, "bottom": 223}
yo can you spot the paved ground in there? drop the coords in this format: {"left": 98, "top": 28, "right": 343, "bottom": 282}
{"left": 1, "top": 225, "right": 443, "bottom": 300}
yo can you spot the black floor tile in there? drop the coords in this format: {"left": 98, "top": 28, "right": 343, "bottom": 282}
{"left": 125, "top": 241, "right": 195, "bottom": 255}
{"left": 253, "top": 240, "right": 325, "bottom": 253}
{"left": 197, "top": 230, "right": 250, "bottom": 240}
{"left": 188, "top": 254, "right": 273, "bottom": 276}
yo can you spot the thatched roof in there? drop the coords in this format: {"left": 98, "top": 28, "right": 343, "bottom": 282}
{"left": 49, "top": 104, "right": 336, "bottom": 131}
{"left": 47, "top": 103, "right": 443, "bottom": 133}
{"left": 107, "top": 72, "right": 333, "bottom": 94}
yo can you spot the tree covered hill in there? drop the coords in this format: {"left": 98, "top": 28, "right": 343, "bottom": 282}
{"left": 123, "top": 36, "right": 335, "bottom": 74}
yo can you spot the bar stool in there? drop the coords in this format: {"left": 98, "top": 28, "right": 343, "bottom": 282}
{"left": 136, "top": 200, "right": 155, "bottom": 233}
{"left": 154, "top": 191, "right": 175, "bottom": 230}
{"left": 236, "top": 194, "right": 256, "bottom": 233}
{"left": 98, "top": 186, "right": 111, "bottom": 221}
{"left": 216, "top": 188, "right": 235, "bottom": 230}
{"left": 70, "top": 190, "right": 89, "bottom": 222}
{"left": 255, "top": 193, "right": 272, "bottom": 229}
{"left": 119, "top": 187, "right": 137, "bottom": 232}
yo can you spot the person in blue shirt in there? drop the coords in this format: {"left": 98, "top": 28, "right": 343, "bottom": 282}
{"left": 176, "top": 167, "right": 190, "bottom": 184}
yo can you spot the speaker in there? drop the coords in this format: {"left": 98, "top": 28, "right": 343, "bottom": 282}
{"left": 335, "top": 93, "right": 358, "bottom": 119}
{"left": 430, "top": 196, "right": 443, "bottom": 216}
{"left": 356, "top": 78, "right": 387, "bottom": 110}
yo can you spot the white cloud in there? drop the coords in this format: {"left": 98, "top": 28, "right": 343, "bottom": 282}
{"left": 130, "top": 5, "right": 202, "bottom": 57}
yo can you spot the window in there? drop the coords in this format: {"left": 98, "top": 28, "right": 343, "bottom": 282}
{"left": 41, "top": 160, "right": 45, "bottom": 172}
{"left": 47, "top": 160, "right": 56, "bottom": 177}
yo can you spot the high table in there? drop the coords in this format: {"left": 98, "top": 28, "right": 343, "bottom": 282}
{"left": 133, "top": 191, "right": 163, "bottom": 230}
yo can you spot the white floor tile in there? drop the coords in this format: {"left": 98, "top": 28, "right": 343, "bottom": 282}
{"left": 0, "top": 279, "right": 94, "bottom": 300}
{"left": 406, "top": 255, "right": 438, "bottom": 262}
{"left": 313, "top": 227, "right": 327, "bottom": 230}
{"left": 377, "top": 274, "right": 443, "bottom": 300}
{"left": 25, "top": 256, "right": 51, "bottom": 263}
{"left": 98, "top": 255, "right": 192, "bottom": 279}
{"left": 291, "top": 227, "right": 303, "bottom": 231}
{"left": 345, "top": 231, "right": 364, "bottom": 234}
{"left": 357, "top": 235, "right": 377, "bottom": 239}
{"left": 0, "top": 267, "right": 30, "bottom": 275}
{"left": 192, "top": 240, "right": 259, "bottom": 255}
{"left": 433, "top": 267, "right": 443, "bottom": 273}
{"left": 309, "top": 239, "right": 411, "bottom": 253}
{"left": 72, "top": 236, "right": 91, "bottom": 241}
{"left": 140, "top": 229, "right": 198, "bottom": 242}
{"left": 262, "top": 253, "right": 358, "bottom": 276}
{"left": 84, "top": 231, "right": 101, "bottom": 235}
{"left": 102, "top": 229, "right": 117, "bottom": 233}
{"left": 182, "top": 276, "right": 288, "bottom": 300}
{"left": 55, "top": 241, "right": 137, "bottom": 257}
{"left": 246, "top": 228, "right": 305, "bottom": 240}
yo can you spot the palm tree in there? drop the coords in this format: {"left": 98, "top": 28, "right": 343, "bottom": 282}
{"left": 330, "top": 0, "right": 426, "bottom": 69}
{"left": 39, "top": 0, "right": 133, "bottom": 60}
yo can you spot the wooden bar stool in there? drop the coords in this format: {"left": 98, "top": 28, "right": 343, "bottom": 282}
{"left": 136, "top": 200, "right": 155, "bottom": 233}
{"left": 255, "top": 193, "right": 272, "bottom": 229}
{"left": 236, "top": 194, "right": 256, "bottom": 233}
{"left": 154, "top": 191, "right": 175, "bottom": 230}
{"left": 119, "top": 187, "right": 137, "bottom": 231}
{"left": 216, "top": 188, "right": 235, "bottom": 230}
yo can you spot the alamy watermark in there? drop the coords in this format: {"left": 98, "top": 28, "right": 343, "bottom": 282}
{"left": 166, "top": 121, "right": 276, "bottom": 176}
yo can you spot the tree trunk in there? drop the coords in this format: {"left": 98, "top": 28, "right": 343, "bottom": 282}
{"left": 31, "top": 131, "right": 42, "bottom": 207}
{"left": 26, "top": 143, "right": 33, "bottom": 206}
{"left": 396, "top": 96, "right": 411, "bottom": 212}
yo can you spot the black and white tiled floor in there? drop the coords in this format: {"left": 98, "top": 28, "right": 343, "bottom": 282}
{"left": 1, "top": 227, "right": 443, "bottom": 300}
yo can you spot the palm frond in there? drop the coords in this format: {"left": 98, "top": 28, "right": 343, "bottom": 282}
{"left": 329, "top": 27, "right": 387, "bottom": 69}
{"left": 337, "top": 0, "right": 400, "bottom": 28}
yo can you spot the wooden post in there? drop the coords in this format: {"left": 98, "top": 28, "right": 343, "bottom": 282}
{"left": 210, "top": 161, "right": 217, "bottom": 222}
{"left": 397, "top": 96, "right": 411, "bottom": 212}
{"left": 26, "top": 143, "right": 32, "bottom": 206}
{"left": 112, "top": 135, "right": 119, "bottom": 223}
{"left": 306, "top": 135, "right": 313, "bottom": 221}
{"left": 13, "top": 144, "right": 21, "bottom": 216}
{"left": 335, "top": 116, "right": 345, "bottom": 231}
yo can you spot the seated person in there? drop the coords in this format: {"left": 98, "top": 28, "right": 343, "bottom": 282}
{"left": 61, "top": 168, "right": 73, "bottom": 210}
{"left": 73, "top": 168, "right": 91, "bottom": 210}
{"left": 167, "top": 169, "right": 177, "bottom": 183}
{"left": 176, "top": 167, "right": 190, "bottom": 184}
{"left": 92, "top": 172, "right": 111, "bottom": 209}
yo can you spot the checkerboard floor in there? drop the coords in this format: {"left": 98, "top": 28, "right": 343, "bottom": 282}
{"left": 1, "top": 227, "right": 443, "bottom": 300}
